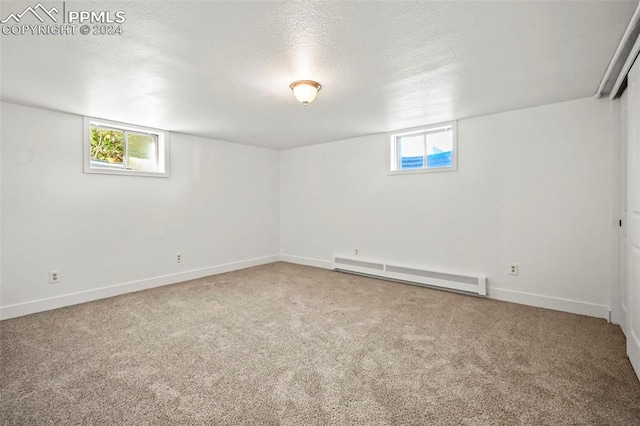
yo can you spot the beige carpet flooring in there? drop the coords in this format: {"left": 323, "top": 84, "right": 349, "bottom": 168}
{"left": 1, "top": 262, "right": 639, "bottom": 425}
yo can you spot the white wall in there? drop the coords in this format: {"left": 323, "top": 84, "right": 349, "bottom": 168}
{"left": 0, "top": 102, "right": 280, "bottom": 319}
{"left": 0, "top": 98, "right": 621, "bottom": 322}
{"left": 280, "top": 97, "right": 618, "bottom": 318}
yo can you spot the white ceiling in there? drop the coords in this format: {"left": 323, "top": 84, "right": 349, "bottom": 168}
{"left": 1, "top": 1, "right": 637, "bottom": 149}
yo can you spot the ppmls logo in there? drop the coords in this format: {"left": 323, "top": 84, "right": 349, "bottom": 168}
{"left": 1, "top": 2, "right": 125, "bottom": 36}
{"left": 1, "top": 3, "right": 59, "bottom": 24}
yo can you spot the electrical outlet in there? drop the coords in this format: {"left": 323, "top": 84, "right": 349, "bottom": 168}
{"left": 509, "top": 263, "right": 519, "bottom": 276}
{"left": 49, "top": 270, "right": 60, "bottom": 284}
{"left": 354, "top": 248, "right": 359, "bottom": 255}
{"left": 176, "top": 253, "right": 182, "bottom": 263}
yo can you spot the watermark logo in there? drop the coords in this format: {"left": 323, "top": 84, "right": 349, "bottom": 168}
{"left": 1, "top": 3, "right": 59, "bottom": 23}
{"left": 1, "top": 2, "right": 125, "bottom": 36}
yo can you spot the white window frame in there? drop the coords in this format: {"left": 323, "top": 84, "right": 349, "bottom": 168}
{"left": 389, "top": 121, "right": 457, "bottom": 174}
{"left": 83, "top": 117, "right": 170, "bottom": 178}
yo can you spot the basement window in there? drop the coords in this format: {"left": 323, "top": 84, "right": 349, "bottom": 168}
{"left": 83, "top": 117, "right": 169, "bottom": 177}
{"left": 389, "top": 122, "right": 457, "bottom": 173}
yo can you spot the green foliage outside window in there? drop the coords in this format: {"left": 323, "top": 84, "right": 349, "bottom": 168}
{"left": 90, "top": 127, "right": 124, "bottom": 163}
{"left": 90, "top": 127, "right": 155, "bottom": 163}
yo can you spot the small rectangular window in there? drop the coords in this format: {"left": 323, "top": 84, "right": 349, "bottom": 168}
{"left": 389, "top": 122, "right": 457, "bottom": 173}
{"left": 84, "top": 117, "right": 169, "bottom": 177}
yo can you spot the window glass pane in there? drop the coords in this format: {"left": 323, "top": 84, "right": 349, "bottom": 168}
{"left": 126, "top": 132, "right": 158, "bottom": 172}
{"left": 398, "top": 134, "right": 425, "bottom": 169}
{"left": 426, "top": 128, "right": 452, "bottom": 168}
{"left": 90, "top": 126, "right": 124, "bottom": 168}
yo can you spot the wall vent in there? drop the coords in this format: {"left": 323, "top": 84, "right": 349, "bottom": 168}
{"left": 333, "top": 256, "right": 487, "bottom": 296}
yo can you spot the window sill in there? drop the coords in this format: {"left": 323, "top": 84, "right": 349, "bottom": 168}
{"left": 388, "top": 166, "right": 457, "bottom": 176}
{"left": 83, "top": 167, "right": 169, "bottom": 178}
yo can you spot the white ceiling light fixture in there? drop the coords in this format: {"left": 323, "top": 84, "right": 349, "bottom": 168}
{"left": 290, "top": 80, "right": 321, "bottom": 106}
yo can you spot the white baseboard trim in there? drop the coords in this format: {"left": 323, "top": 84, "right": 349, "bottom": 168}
{"left": 0, "top": 255, "right": 279, "bottom": 320}
{"left": 2, "top": 254, "right": 612, "bottom": 323}
{"left": 279, "top": 254, "right": 333, "bottom": 269}
{"left": 489, "top": 287, "right": 610, "bottom": 320}
{"left": 628, "top": 329, "right": 640, "bottom": 380}
{"left": 611, "top": 304, "right": 627, "bottom": 336}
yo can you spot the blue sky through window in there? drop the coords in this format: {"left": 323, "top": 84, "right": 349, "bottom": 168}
{"left": 398, "top": 128, "right": 452, "bottom": 170}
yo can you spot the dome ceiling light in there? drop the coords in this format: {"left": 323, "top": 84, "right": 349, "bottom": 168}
{"left": 290, "top": 80, "right": 321, "bottom": 106}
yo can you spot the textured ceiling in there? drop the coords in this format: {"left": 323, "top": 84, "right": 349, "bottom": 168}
{"left": 1, "top": 1, "right": 637, "bottom": 149}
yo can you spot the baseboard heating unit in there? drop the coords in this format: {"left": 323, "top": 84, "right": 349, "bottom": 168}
{"left": 333, "top": 256, "right": 487, "bottom": 296}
